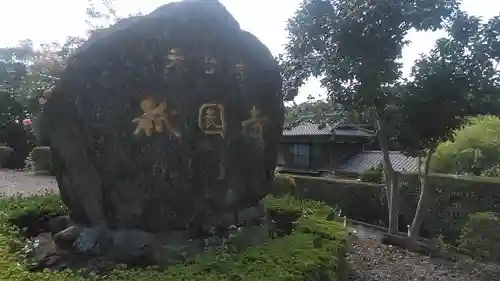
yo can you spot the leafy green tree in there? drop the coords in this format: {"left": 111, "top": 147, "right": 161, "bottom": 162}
{"left": 0, "top": 0, "right": 137, "bottom": 131}
{"left": 0, "top": 42, "right": 34, "bottom": 127}
{"left": 1, "top": 38, "right": 85, "bottom": 122}
{"left": 282, "top": 0, "right": 459, "bottom": 233}
{"left": 285, "top": 99, "right": 341, "bottom": 126}
{"left": 0, "top": 0, "right": 127, "bottom": 160}
{"left": 0, "top": 42, "right": 39, "bottom": 168}
{"left": 398, "top": 12, "right": 500, "bottom": 237}
{"left": 431, "top": 116, "right": 500, "bottom": 175}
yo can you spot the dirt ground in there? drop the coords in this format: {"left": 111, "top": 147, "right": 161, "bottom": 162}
{"left": 2, "top": 169, "right": 499, "bottom": 280}
{"left": 347, "top": 226, "right": 500, "bottom": 281}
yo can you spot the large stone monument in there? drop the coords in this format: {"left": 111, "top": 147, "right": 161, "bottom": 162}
{"left": 38, "top": 0, "right": 283, "bottom": 263}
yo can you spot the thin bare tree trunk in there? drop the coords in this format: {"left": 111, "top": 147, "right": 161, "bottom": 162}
{"left": 409, "top": 146, "right": 436, "bottom": 237}
{"left": 376, "top": 116, "right": 399, "bottom": 233}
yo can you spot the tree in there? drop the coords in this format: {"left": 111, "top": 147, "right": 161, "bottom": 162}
{"left": 85, "top": 0, "right": 143, "bottom": 34}
{"left": 398, "top": 12, "right": 500, "bottom": 237}
{"left": 282, "top": 0, "right": 459, "bottom": 233}
{"left": 0, "top": 40, "right": 37, "bottom": 127}
{"left": 0, "top": 42, "right": 39, "bottom": 168}
{"left": 0, "top": 0, "right": 123, "bottom": 156}
{"left": 430, "top": 116, "right": 500, "bottom": 175}
{"left": 0, "top": 59, "right": 26, "bottom": 127}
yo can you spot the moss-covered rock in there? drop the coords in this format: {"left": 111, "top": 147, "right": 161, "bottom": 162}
{"left": 0, "top": 193, "right": 348, "bottom": 281}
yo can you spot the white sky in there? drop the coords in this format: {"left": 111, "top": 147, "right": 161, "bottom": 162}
{"left": 1, "top": 0, "right": 499, "bottom": 103}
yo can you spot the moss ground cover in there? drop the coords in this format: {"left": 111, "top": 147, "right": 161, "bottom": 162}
{"left": 0, "top": 193, "right": 348, "bottom": 281}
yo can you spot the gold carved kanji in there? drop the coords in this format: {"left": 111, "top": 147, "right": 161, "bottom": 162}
{"left": 241, "top": 105, "right": 267, "bottom": 146}
{"left": 198, "top": 103, "right": 225, "bottom": 138}
{"left": 132, "top": 97, "right": 180, "bottom": 138}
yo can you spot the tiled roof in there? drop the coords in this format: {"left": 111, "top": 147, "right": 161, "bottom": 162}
{"left": 339, "top": 150, "right": 419, "bottom": 173}
{"left": 333, "top": 128, "right": 374, "bottom": 138}
{"left": 282, "top": 123, "right": 374, "bottom": 138}
{"left": 283, "top": 123, "right": 332, "bottom": 136}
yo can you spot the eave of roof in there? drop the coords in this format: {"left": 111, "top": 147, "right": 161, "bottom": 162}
{"left": 282, "top": 122, "right": 375, "bottom": 138}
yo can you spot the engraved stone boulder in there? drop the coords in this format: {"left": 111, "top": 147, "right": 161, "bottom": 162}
{"left": 39, "top": 0, "right": 283, "bottom": 239}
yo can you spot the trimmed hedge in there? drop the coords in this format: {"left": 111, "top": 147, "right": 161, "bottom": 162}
{"left": 273, "top": 175, "right": 387, "bottom": 227}
{"left": 274, "top": 173, "right": 500, "bottom": 245}
{"left": 0, "top": 121, "right": 35, "bottom": 169}
{"left": 0, "top": 193, "right": 348, "bottom": 281}
{"left": 399, "top": 173, "right": 500, "bottom": 244}
{"left": 358, "top": 165, "right": 384, "bottom": 184}
{"left": 28, "top": 146, "right": 53, "bottom": 173}
{"left": 458, "top": 212, "right": 500, "bottom": 262}
{"left": 0, "top": 146, "right": 13, "bottom": 168}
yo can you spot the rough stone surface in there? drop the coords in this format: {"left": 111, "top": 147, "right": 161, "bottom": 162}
{"left": 39, "top": 0, "right": 283, "bottom": 234}
{"left": 53, "top": 225, "right": 82, "bottom": 248}
{"left": 31, "top": 233, "right": 57, "bottom": 262}
{"left": 46, "top": 215, "right": 72, "bottom": 234}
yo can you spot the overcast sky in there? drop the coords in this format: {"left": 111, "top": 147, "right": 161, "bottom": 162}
{"left": 1, "top": 0, "right": 499, "bottom": 102}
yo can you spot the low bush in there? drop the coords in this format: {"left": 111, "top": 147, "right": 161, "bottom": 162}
{"left": 271, "top": 173, "right": 297, "bottom": 196}
{"left": 0, "top": 193, "right": 348, "bottom": 281}
{"left": 0, "top": 145, "right": 13, "bottom": 168}
{"left": 458, "top": 212, "right": 500, "bottom": 262}
{"left": 273, "top": 175, "right": 387, "bottom": 226}
{"left": 0, "top": 121, "right": 35, "bottom": 169}
{"left": 358, "top": 165, "right": 384, "bottom": 184}
{"left": 28, "top": 146, "right": 53, "bottom": 173}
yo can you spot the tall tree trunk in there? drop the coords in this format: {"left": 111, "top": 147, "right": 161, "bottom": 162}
{"left": 376, "top": 117, "right": 399, "bottom": 233}
{"left": 409, "top": 146, "right": 436, "bottom": 237}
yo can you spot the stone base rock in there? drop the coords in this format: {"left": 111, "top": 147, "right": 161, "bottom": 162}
{"left": 28, "top": 202, "right": 272, "bottom": 270}
{"left": 54, "top": 225, "right": 82, "bottom": 249}
{"left": 32, "top": 0, "right": 284, "bottom": 272}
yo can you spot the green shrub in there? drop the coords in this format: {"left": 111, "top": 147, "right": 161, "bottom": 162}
{"left": 0, "top": 193, "right": 348, "bottom": 281}
{"left": 430, "top": 116, "right": 500, "bottom": 175}
{"left": 271, "top": 174, "right": 297, "bottom": 196}
{"left": 457, "top": 212, "right": 500, "bottom": 262}
{"left": 481, "top": 165, "right": 500, "bottom": 177}
{"left": 358, "top": 164, "right": 384, "bottom": 184}
{"left": 398, "top": 173, "right": 500, "bottom": 244}
{"left": 0, "top": 146, "right": 13, "bottom": 168}
{"left": 273, "top": 175, "right": 387, "bottom": 226}
{"left": 0, "top": 122, "right": 35, "bottom": 169}
{"left": 29, "top": 146, "right": 53, "bottom": 173}
{"left": 358, "top": 171, "right": 381, "bottom": 184}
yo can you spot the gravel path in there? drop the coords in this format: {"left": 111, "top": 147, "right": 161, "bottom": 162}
{"left": 347, "top": 235, "right": 500, "bottom": 281}
{"left": 0, "top": 169, "right": 57, "bottom": 196}
{"left": 2, "top": 170, "right": 500, "bottom": 280}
